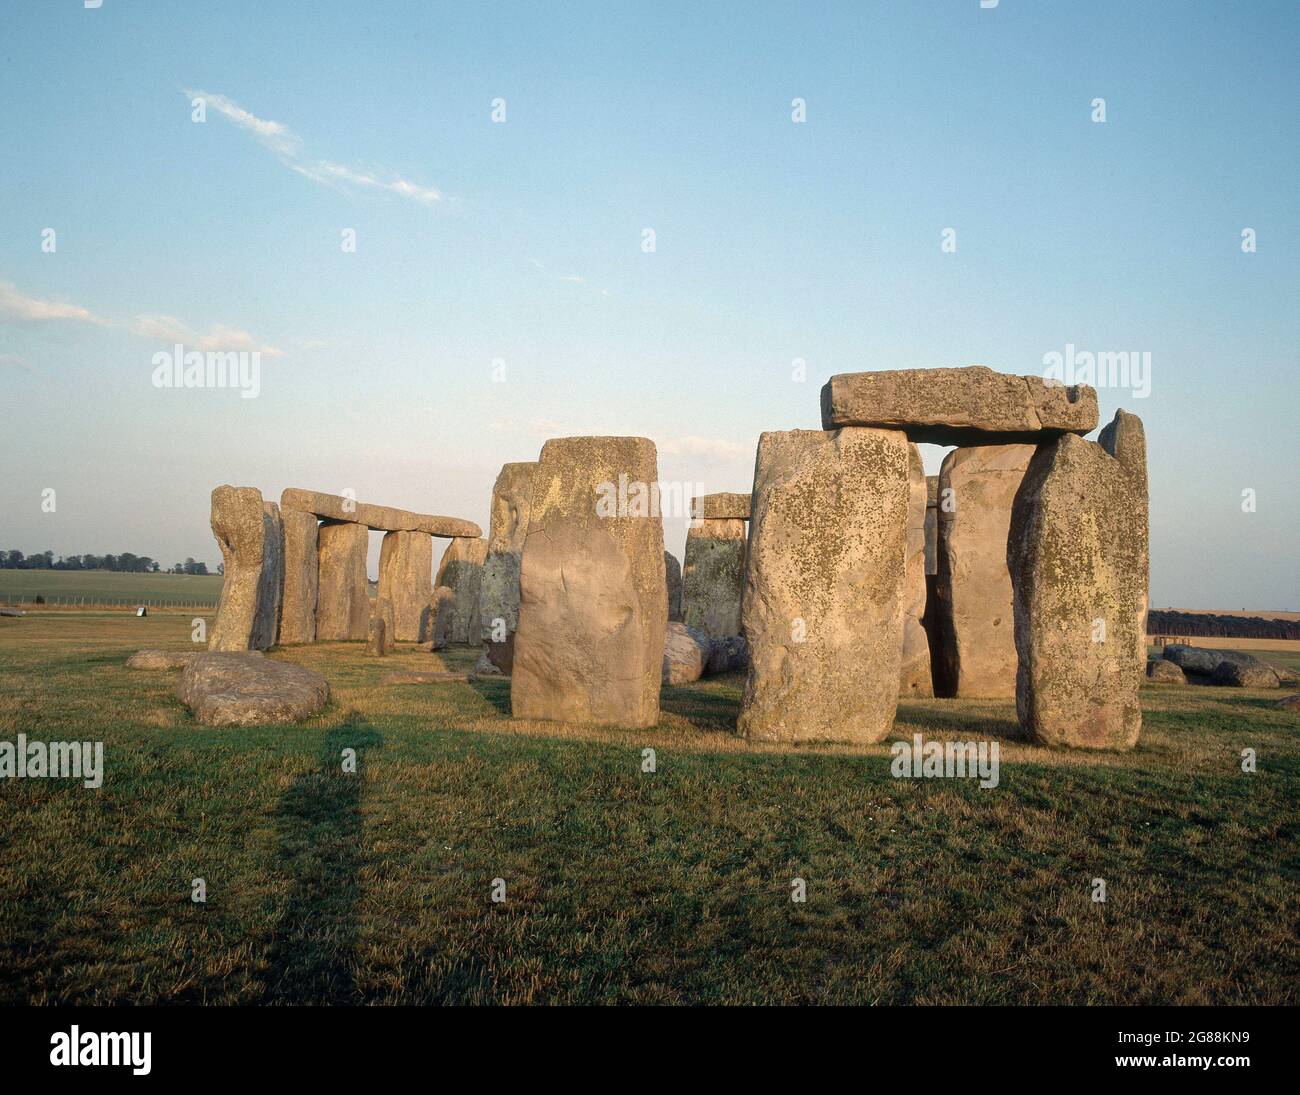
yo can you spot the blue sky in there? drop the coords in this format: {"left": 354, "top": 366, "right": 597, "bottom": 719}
{"left": 1, "top": 0, "right": 1296, "bottom": 608}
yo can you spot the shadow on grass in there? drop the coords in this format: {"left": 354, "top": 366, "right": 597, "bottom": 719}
{"left": 659, "top": 682, "right": 741, "bottom": 732}
{"left": 260, "top": 715, "right": 382, "bottom": 1004}
{"left": 469, "top": 676, "right": 512, "bottom": 717}
{"left": 893, "top": 702, "right": 1027, "bottom": 742}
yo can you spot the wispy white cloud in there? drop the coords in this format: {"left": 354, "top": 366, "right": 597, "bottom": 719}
{"left": 0, "top": 278, "right": 282, "bottom": 356}
{"left": 0, "top": 280, "right": 108, "bottom": 325}
{"left": 132, "top": 315, "right": 283, "bottom": 357}
{"left": 528, "top": 258, "right": 609, "bottom": 296}
{"left": 188, "top": 89, "right": 444, "bottom": 205}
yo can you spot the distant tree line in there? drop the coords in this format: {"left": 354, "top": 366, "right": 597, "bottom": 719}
{"left": 1147, "top": 610, "right": 1300, "bottom": 641}
{"left": 0, "top": 550, "right": 214, "bottom": 576}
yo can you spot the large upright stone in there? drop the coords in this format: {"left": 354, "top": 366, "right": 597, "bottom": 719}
{"left": 1008, "top": 410, "right": 1149, "bottom": 749}
{"left": 479, "top": 462, "right": 536, "bottom": 672}
{"left": 820, "top": 366, "right": 1098, "bottom": 446}
{"left": 435, "top": 536, "right": 488, "bottom": 644}
{"left": 250, "top": 502, "right": 283, "bottom": 651}
{"left": 924, "top": 476, "right": 939, "bottom": 575}
{"left": 316, "top": 520, "right": 370, "bottom": 641}
{"left": 377, "top": 530, "right": 434, "bottom": 642}
{"left": 279, "top": 509, "right": 318, "bottom": 644}
{"left": 683, "top": 519, "right": 746, "bottom": 638}
{"left": 899, "top": 445, "right": 932, "bottom": 697}
{"left": 512, "top": 437, "right": 666, "bottom": 728}
{"left": 934, "top": 444, "right": 1035, "bottom": 698}
{"left": 210, "top": 485, "right": 281, "bottom": 652}
{"left": 664, "top": 551, "right": 684, "bottom": 622}
{"left": 738, "top": 428, "right": 910, "bottom": 743}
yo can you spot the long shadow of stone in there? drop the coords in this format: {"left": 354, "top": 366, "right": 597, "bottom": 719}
{"left": 893, "top": 702, "right": 1027, "bottom": 742}
{"left": 659, "top": 679, "right": 742, "bottom": 732}
{"left": 260, "top": 717, "right": 382, "bottom": 1004}
{"left": 468, "top": 675, "right": 512, "bottom": 716}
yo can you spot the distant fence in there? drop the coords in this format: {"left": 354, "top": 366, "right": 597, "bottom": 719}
{"left": 0, "top": 593, "right": 219, "bottom": 611}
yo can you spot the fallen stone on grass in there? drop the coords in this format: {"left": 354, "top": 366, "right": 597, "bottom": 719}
{"left": 177, "top": 652, "right": 328, "bottom": 726}
{"left": 127, "top": 649, "right": 202, "bottom": 670}
{"left": 380, "top": 671, "right": 471, "bottom": 685}
{"left": 1211, "top": 660, "right": 1280, "bottom": 688}
{"left": 662, "top": 622, "right": 712, "bottom": 686}
{"left": 1146, "top": 658, "right": 1185, "bottom": 684}
{"left": 1161, "top": 644, "right": 1263, "bottom": 677}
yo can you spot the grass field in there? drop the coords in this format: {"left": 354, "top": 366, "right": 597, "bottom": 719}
{"left": 0, "top": 570, "right": 224, "bottom": 607}
{"left": 1, "top": 610, "right": 1297, "bottom": 1005}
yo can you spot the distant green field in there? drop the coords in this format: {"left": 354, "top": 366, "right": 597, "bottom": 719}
{"left": 0, "top": 569, "right": 224, "bottom": 607}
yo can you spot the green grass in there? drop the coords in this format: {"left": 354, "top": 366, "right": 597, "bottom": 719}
{"left": 1, "top": 611, "right": 1296, "bottom": 1004}
{"left": 0, "top": 569, "right": 224, "bottom": 606}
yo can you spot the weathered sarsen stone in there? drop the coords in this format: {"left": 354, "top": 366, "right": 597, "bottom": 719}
{"left": 250, "top": 502, "right": 283, "bottom": 651}
{"left": 479, "top": 462, "right": 536, "bottom": 673}
{"left": 430, "top": 586, "right": 457, "bottom": 650}
{"left": 1008, "top": 410, "right": 1149, "bottom": 749}
{"left": 934, "top": 444, "right": 1035, "bottom": 698}
{"left": 924, "top": 475, "right": 939, "bottom": 576}
{"left": 210, "top": 486, "right": 281, "bottom": 652}
{"left": 281, "top": 488, "right": 480, "bottom": 538}
{"left": 738, "top": 428, "right": 910, "bottom": 744}
{"left": 665, "top": 552, "right": 684, "bottom": 622}
{"left": 366, "top": 613, "right": 392, "bottom": 656}
{"left": 899, "top": 445, "right": 932, "bottom": 697}
{"left": 683, "top": 517, "right": 746, "bottom": 638}
{"left": 378, "top": 530, "right": 434, "bottom": 642}
{"left": 821, "top": 366, "right": 1098, "bottom": 447}
{"left": 662, "top": 622, "right": 712, "bottom": 686}
{"left": 691, "top": 492, "right": 751, "bottom": 520}
{"left": 315, "top": 520, "right": 370, "bottom": 641}
{"left": 512, "top": 436, "right": 667, "bottom": 728}
{"left": 435, "top": 536, "right": 488, "bottom": 644}
{"left": 279, "top": 509, "right": 318, "bottom": 644}
{"left": 178, "top": 652, "right": 328, "bottom": 726}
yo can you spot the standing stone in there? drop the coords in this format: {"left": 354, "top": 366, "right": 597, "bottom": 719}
{"left": 512, "top": 436, "right": 666, "bottom": 728}
{"left": 1008, "top": 411, "right": 1148, "bottom": 750}
{"left": 738, "top": 428, "right": 910, "bottom": 744}
{"left": 683, "top": 519, "right": 746, "bottom": 638}
{"left": 924, "top": 476, "right": 939, "bottom": 575}
{"left": 899, "top": 445, "right": 932, "bottom": 697}
{"left": 279, "top": 510, "right": 318, "bottom": 644}
{"left": 435, "top": 536, "right": 488, "bottom": 644}
{"left": 316, "top": 520, "right": 370, "bottom": 641}
{"left": 378, "top": 530, "right": 434, "bottom": 642}
{"left": 250, "top": 502, "right": 283, "bottom": 651}
{"left": 430, "top": 586, "right": 456, "bottom": 650}
{"left": 366, "top": 613, "right": 392, "bottom": 656}
{"left": 934, "top": 444, "right": 1035, "bottom": 698}
{"left": 665, "top": 551, "right": 684, "bottom": 622}
{"left": 210, "top": 485, "right": 280, "bottom": 652}
{"left": 479, "top": 462, "right": 536, "bottom": 672}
